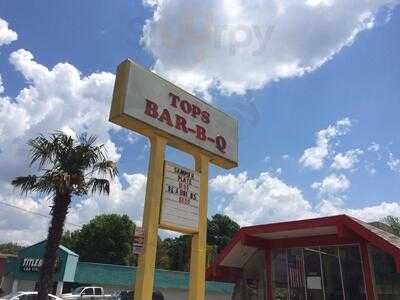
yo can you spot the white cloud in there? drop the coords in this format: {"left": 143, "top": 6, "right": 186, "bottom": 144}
{"left": 142, "top": 0, "right": 398, "bottom": 95}
{"left": 306, "top": 0, "right": 334, "bottom": 7}
{"left": 210, "top": 172, "right": 249, "bottom": 195}
{"left": 263, "top": 156, "right": 271, "bottom": 163}
{"left": 282, "top": 154, "right": 290, "bottom": 160}
{"left": 299, "top": 118, "right": 352, "bottom": 170}
{"left": 318, "top": 200, "right": 400, "bottom": 222}
{"left": 210, "top": 172, "right": 314, "bottom": 226}
{"left": 331, "top": 148, "right": 363, "bottom": 170}
{"left": 388, "top": 152, "right": 400, "bottom": 172}
{"left": 210, "top": 171, "right": 400, "bottom": 226}
{"left": 0, "top": 18, "right": 17, "bottom": 46}
{"left": 0, "top": 49, "right": 119, "bottom": 183}
{"left": 368, "top": 142, "right": 380, "bottom": 152}
{"left": 311, "top": 173, "right": 351, "bottom": 195}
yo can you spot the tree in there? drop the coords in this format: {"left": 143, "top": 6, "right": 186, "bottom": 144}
{"left": 62, "top": 214, "right": 135, "bottom": 265}
{"left": 0, "top": 242, "right": 23, "bottom": 254}
{"left": 155, "top": 214, "right": 240, "bottom": 271}
{"left": 382, "top": 215, "right": 400, "bottom": 236}
{"left": 12, "top": 132, "right": 117, "bottom": 300}
{"left": 158, "top": 235, "right": 192, "bottom": 271}
{"left": 207, "top": 214, "right": 240, "bottom": 253}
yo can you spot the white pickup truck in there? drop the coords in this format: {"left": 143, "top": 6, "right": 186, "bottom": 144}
{"left": 62, "top": 287, "right": 113, "bottom": 300}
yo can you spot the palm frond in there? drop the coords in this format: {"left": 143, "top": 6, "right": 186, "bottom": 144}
{"left": 87, "top": 178, "right": 110, "bottom": 195}
{"left": 92, "top": 160, "right": 118, "bottom": 179}
{"left": 28, "top": 135, "right": 57, "bottom": 168}
{"left": 34, "top": 171, "right": 62, "bottom": 194}
{"left": 11, "top": 175, "right": 38, "bottom": 194}
{"left": 71, "top": 134, "right": 106, "bottom": 171}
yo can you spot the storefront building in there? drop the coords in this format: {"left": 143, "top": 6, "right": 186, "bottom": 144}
{"left": 1, "top": 241, "right": 233, "bottom": 300}
{"left": 207, "top": 215, "right": 400, "bottom": 300}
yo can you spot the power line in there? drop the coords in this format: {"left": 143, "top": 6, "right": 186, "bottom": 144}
{"left": 0, "top": 200, "right": 82, "bottom": 228}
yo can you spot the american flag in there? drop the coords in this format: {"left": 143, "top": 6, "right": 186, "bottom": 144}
{"left": 288, "top": 254, "right": 305, "bottom": 289}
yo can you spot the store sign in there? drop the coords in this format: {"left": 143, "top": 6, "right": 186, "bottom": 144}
{"left": 159, "top": 161, "right": 200, "bottom": 233}
{"left": 20, "top": 257, "right": 59, "bottom": 272}
{"left": 133, "top": 227, "right": 145, "bottom": 255}
{"left": 109, "top": 59, "right": 238, "bottom": 169}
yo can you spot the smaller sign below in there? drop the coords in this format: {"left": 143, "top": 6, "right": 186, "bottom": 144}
{"left": 133, "top": 227, "right": 145, "bottom": 255}
{"left": 160, "top": 161, "right": 200, "bottom": 234}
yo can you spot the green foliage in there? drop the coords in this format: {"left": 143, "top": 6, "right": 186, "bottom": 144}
{"left": 207, "top": 213, "right": 240, "bottom": 253}
{"left": 157, "top": 235, "right": 192, "bottom": 271}
{"left": 0, "top": 242, "right": 23, "bottom": 254}
{"left": 61, "top": 214, "right": 135, "bottom": 265}
{"left": 382, "top": 215, "right": 400, "bottom": 236}
{"left": 61, "top": 213, "right": 239, "bottom": 271}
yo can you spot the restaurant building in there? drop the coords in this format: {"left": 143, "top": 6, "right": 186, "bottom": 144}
{"left": 206, "top": 214, "right": 400, "bottom": 300}
{"left": 0, "top": 241, "right": 233, "bottom": 300}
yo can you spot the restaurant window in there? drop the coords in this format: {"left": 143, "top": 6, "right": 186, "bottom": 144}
{"left": 370, "top": 245, "right": 400, "bottom": 300}
{"left": 271, "top": 245, "right": 366, "bottom": 300}
{"left": 339, "top": 245, "right": 366, "bottom": 300}
{"left": 288, "top": 248, "right": 306, "bottom": 300}
{"left": 272, "top": 249, "right": 289, "bottom": 300}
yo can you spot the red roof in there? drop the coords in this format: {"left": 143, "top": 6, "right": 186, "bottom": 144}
{"left": 206, "top": 214, "right": 400, "bottom": 282}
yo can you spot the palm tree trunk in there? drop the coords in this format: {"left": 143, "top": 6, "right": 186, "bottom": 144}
{"left": 37, "top": 192, "right": 71, "bottom": 300}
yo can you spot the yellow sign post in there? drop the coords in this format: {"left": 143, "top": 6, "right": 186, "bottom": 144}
{"left": 109, "top": 59, "right": 238, "bottom": 300}
{"left": 188, "top": 154, "right": 209, "bottom": 299}
{"left": 133, "top": 135, "right": 167, "bottom": 300}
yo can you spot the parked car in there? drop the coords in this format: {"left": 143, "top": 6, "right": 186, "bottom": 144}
{"left": 0, "top": 291, "right": 62, "bottom": 300}
{"left": 116, "top": 290, "right": 164, "bottom": 300}
{"left": 62, "top": 287, "right": 112, "bottom": 300}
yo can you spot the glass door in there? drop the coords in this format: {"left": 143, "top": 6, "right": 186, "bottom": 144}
{"left": 320, "top": 247, "right": 344, "bottom": 300}
{"left": 304, "top": 248, "right": 324, "bottom": 300}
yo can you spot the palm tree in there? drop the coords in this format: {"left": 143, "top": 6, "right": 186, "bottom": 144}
{"left": 12, "top": 132, "right": 118, "bottom": 300}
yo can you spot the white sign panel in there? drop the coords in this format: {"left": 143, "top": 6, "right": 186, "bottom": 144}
{"left": 307, "top": 276, "right": 322, "bottom": 290}
{"left": 109, "top": 59, "right": 238, "bottom": 169}
{"left": 160, "top": 161, "right": 200, "bottom": 233}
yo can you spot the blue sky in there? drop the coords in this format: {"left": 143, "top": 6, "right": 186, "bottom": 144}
{"left": 1, "top": 0, "right": 400, "bottom": 244}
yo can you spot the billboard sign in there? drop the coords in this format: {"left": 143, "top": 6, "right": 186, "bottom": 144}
{"left": 109, "top": 59, "right": 238, "bottom": 169}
